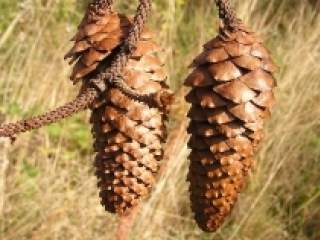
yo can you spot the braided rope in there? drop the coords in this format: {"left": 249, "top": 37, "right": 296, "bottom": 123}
{"left": 0, "top": 87, "right": 98, "bottom": 141}
{"left": 87, "top": 0, "right": 114, "bottom": 18}
{"left": 0, "top": 0, "right": 153, "bottom": 140}
{"left": 214, "top": 0, "right": 240, "bottom": 28}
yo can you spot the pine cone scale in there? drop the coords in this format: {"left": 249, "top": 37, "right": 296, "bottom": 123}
{"left": 208, "top": 61, "right": 242, "bottom": 81}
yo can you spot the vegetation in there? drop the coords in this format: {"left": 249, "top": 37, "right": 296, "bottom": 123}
{"left": 0, "top": 0, "right": 319, "bottom": 239}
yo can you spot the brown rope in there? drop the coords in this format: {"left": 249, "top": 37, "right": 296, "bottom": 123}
{"left": 214, "top": 0, "right": 240, "bottom": 28}
{"left": 0, "top": 0, "right": 153, "bottom": 140}
{"left": 0, "top": 87, "right": 98, "bottom": 141}
{"left": 92, "top": 0, "right": 156, "bottom": 103}
{"left": 110, "top": 0, "right": 151, "bottom": 74}
{"left": 87, "top": 0, "right": 114, "bottom": 18}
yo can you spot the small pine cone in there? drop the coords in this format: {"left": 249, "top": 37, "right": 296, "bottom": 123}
{"left": 90, "top": 31, "right": 172, "bottom": 214}
{"left": 185, "top": 20, "right": 277, "bottom": 231}
{"left": 64, "top": 8, "right": 130, "bottom": 82}
{"left": 66, "top": 8, "right": 173, "bottom": 214}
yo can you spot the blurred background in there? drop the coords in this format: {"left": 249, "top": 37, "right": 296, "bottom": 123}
{"left": 0, "top": 0, "right": 319, "bottom": 239}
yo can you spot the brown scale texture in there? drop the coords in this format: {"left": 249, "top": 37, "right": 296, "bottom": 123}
{"left": 66, "top": 10, "right": 172, "bottom": 215}
{"left": 65, "top": 9, "right": 130, "bottom": 82}
{"left": 91, "top": 34, "right": 170, "bottom": 214}
{"left": 185, "top": 21, "right": 277, "bottom": 232}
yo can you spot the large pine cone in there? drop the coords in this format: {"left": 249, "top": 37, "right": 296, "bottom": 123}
{"left": 65, "top": 7, "right": 173, "bottom": 215}
{"left": 185, "top": 21, "right": 277, "bottom": 231}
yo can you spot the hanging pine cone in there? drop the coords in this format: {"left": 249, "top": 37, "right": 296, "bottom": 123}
{"left": 91, "top": 29, "right": 172, "bottom": 215}
{"left": 185, "top": 1, "right": 277, "bottom": 232}
{"left": 65, "top": 4, "right": 173, "bottom": 215}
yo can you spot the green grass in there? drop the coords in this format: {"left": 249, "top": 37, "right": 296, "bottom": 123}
{"left": 0, "top": 0, "right": 320, "bottom": 239}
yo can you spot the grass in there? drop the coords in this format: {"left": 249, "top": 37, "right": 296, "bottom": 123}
{"left": 0, "top": 0, "right": 320, "bottom": 239}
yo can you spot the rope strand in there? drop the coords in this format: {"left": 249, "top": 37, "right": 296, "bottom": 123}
{"left": 214, "top": 0, "right": 240, "bottom": 28}
{"left": 104, "top": 0, "right": 154, "bottom": 101}
{"left": 87, "top": 0, "right": 114, "bottom": 18}
{"left": 0, "top": 87, "right": 98, "bottom": 140}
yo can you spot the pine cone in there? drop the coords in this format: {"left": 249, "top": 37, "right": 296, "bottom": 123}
{"left": 91, "top": 30, "right": 172, "bottom": 214}
{"left": 65, "top": 6, "right": 173, "bottom": 214}
{"left": 185, "top": 19, "right": 277, "bottom": 231}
